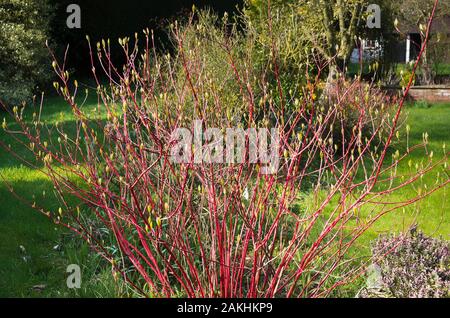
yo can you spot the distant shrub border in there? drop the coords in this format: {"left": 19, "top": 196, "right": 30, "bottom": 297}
{"left": 0, "top": 0, "right": 53, "bottom": 106}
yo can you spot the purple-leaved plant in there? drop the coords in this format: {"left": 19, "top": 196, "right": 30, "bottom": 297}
{"left": 368, "top": 228, "right": 449, "bottom": 298}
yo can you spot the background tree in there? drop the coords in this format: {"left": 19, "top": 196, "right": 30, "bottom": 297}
{"left": 245, "top": 0, "right": 395, "bottom": 82}
{"left": 393, "top": 0, "right": 450, "bottom": 84}
{"left": 0, "top": 0, "right": 54, "bottom": 106}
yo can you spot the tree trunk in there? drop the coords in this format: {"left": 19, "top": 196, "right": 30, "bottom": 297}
{"left": 420, "top": 46, "right": 434, "bottom": 85}
{"left": 325, "top": 60, "right": 345, "bottom": 95}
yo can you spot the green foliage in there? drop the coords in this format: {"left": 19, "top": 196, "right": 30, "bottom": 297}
{"left": 429, "top": 35, "right": 450, "bottom": 76}
{"left": 435, "top": 63, "right": 450, "bottom": 76}
{"left": 170, "top": 11, "right": 258, "bottom": 124}
{"left": 393, "top": 0, "right": 450, "bottom": 84}
{"left": 390, "top": 62, "right": 419, "bottom": 88}
{"left": 0, "top": 0, "right": 53, "bottom": 106}
{"left": 414, "top": 100, "right": 431, "bottom": 109}
{"left": 244, "top": 0, "right": 312, "bottom": 82}
{"left": 245, "top": 0, "right": 396, "bottom": 80}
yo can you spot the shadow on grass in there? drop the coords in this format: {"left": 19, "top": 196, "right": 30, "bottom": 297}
{"left": 0, "top": 176, "right": 117, "bottom": 297}
{"left": 0, "top": 177, "right": 63, "bottom": 297}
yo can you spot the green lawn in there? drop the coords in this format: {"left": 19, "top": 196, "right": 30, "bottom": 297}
{"left": 354, "top": 102, "right": 449, "bottom": 246}
{"left": 0, "top": 96, "right": 117, "bottom": 297}
{"left": 0, "top": 97, "right": 448, "bottom": 297}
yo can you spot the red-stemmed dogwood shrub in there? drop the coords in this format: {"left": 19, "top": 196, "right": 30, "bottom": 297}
{"left": 1, "top": 2, "right": 448, "bottom": 297}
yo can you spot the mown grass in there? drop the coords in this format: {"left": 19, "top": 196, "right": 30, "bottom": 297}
{"left": 354, "top": 102, "right": 449, "bottom": 247}
{"left": 0, "top": 96, "right": 448, "bottom": 297}
{"left": 304, "top": 102, "right": 449, "bottom": 296}
{"left": 0, "top": 95, "right": 119, "bottom": 297}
